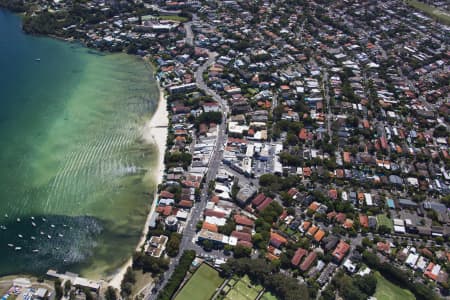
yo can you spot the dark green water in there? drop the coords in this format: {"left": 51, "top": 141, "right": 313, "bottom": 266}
{"left": 0, "top": 10, "right": 159, "bottom": 278}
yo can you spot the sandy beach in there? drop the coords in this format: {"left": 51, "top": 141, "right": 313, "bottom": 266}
{"left": 109, "top": 83, "right": 168, "bottom": 290}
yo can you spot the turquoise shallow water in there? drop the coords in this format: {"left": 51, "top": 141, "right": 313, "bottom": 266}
{"left": 0, "top": 10, "right": 159, "bottom": 277}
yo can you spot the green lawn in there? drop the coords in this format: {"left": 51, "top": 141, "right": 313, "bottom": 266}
{"left": 406, "top": 0, "right": 450, "bottom": 25}
{"left": 377, "top": 214, "right": 393, "bottom": 230}
{"left": 175, "top": 263, "right": 224, "bottom": 300}
{"left": 260, "top": 292, "right": 277, "bottom": 300}
{"left": 159, "top": 15, "right": 189, "bottom": 23}
{"left": 374, "top": 272, "right": 415, "bottom": 300}
{"left": 224, "top": 275, "right": 264, "bottom": 300}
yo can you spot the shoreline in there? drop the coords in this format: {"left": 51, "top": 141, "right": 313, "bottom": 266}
{"left": 0, "top": 8, "right": 170, "bottom": 291}
{"left": 108, "top": 81, "right": 168, "bottom": 290}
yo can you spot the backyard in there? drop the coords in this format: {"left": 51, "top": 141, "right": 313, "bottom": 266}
{"left": 377, "top": 214, "right": 393, "bottom": 230}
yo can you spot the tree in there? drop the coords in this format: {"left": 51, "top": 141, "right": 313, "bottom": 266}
{"left": 120, "top": 282, "right": 133, "bottom": 299}
{"left": 166, "top": 234, "right": 181, "bottom": 257}
{"left": 219, "top": 219, "right": 236, "bottom": 236}
{"left": 196, "top": 221, "right": 203, "bottom": 231}
{"left": 377, "top": 225, "right": 391, "bottom": 235}
{"left": 54, "top": 279, "right": 63, "bottom": 300}
{"left": 355, "top": 274, "right": 377, "bottom": 296}
{"left": 121, "top": 267, "right": 136, "bottom": 298}
{"left": 105, "top": 287, "right": 118, "bottom": 300}
{"left": 83, "top": 288, "right": 94, "bottom": 300}
{"left": 233, "top": 245, "right": 251, "bottom": 258}
{"left": 64, "top": 280, "right": 71, "bottom": 296}
{"left": 202, "top": 239, "right": 214, "bottom": 251}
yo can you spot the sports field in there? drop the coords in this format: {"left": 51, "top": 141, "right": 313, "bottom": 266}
{"left": 377, "top": 214, "right": 393, "bottom": 230}
{"left": 374, "top": 272, "right": 415, "bottom": 300}
{"left": 159, "top": 15, "right": 190, "bottom": 23}
{"left": 406, "top": 0, "right": 450, "bottom": 25}
{"left": 175, "top": 263, "right": 224, "bottom": 300}
{"left": 260, "top": 292, "right": 277, "bottom": 300}
{"left": 223, "top": 275, "right": 264, "bottom": 300}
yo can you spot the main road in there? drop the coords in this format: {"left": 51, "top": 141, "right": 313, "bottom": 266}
{"left": 147, "top": 44, "right": 229, "bottom": 300}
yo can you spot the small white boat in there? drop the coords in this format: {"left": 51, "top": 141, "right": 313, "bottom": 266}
{"left": 40, "top": 231, "right": 44, "bottom": 235}
{"left": 7, "top": 244, "right": 14, "bottom": 247}
{"left": 14, "top": 247, "right": 22, "bottom": 251}
{"left": 58, "top": 233, "right": 64, "bottom": 237}
{"left": 47, "top": 235, "right": 52, "bottom": 239}
{"left": 32, "top": 249, "right": 39, "bottom": 253}
{"left": 32, "top": 222, "right": 36, "bottom": 227}
{"left": 42, "top": 218, "right": 46, "bottom": 222}
{"left": 50, "top": 224, "right": 55, "bottom": 228}
{"left": 31, "top": 217, "right": 35, "bottom": 220}
{"left": 63, "top": 224, "right": 67, "bottom": 227}
{"left": 18, "top": 234, "right": 23, "bottom": 238}
{"left": 35, "top": 58, "right": 41, "bottom": 62}
{"left": 30, "top": 236, "right": 36, "bottom": 240}
{"left": 16, "top": 218, "right": 21, "bottom": 222}
{"left": 0, "top": 225, "right": 6, "bottom": 230}
{"left": 4, "top": 214, "right": 8, "bottom": 218}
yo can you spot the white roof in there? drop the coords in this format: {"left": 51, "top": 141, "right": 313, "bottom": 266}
{"left": 406, "top": 253, "right": 419, "bottom": 267}
{"left": 205, "top": 216, "right": 226, "bottom": 226}
{"left": 176, "top": 210, "right": 188, "bottom": 219}
{"left": 364, "top": 193, "right": 373, "bottom": 206}
{"left": 394, "top": 225, "right": 406, "bottom": 233}
{"left": 416, "top": 256, "right": 428, "bottom": 271}
{"left": 393, "top": 218, "right": 405, "bottom": 226}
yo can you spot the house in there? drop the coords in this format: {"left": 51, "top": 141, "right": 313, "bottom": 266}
{"left": 202, "top": 222, "right": 218, "bottom": 232}
{"left": 359, "top": 214, "right": 369, "bottom": 228}
{"left": 145, "top": 235, "right": 169, "bottom": 258}
{"left": 234, "top": 215, "right": 254, "bottom": 228}
{"left": 332, "top": 240, "right": 350, "bottom": 263}
{"left": 291, "top": 248, "right": 308, "bottom": 267}
{"left": 300, "top": 252, "right": 317, "bottom": 272}
{"left": 377, "top": 241, "right": 391, "bottom": 254}
{"left": 323, "top": 235, "right": 339, "bottom": 252}
{"left": 231, "top": 231, "right": 252, "bottom": 243}
{"left": 314, "top": 229, "right": 326, "bottom": 242}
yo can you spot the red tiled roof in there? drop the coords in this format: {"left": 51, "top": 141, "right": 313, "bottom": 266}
{"left": 377, "top": 241, "right": 390, "bottom": 253}
{"left": 300, "top": 252, "right": 317, "bottom": 271}
{"left": 257, "top": 197, "right": 273, "bottom": 211}
{"left": 336, "top": 213, "right": 346, "bottom": 223}
{"left": 270, "top": 232, "right": 288, "bottom": 244}
{"left": 359, "top": 214, "right": 369, "bottom": 228}
{"left": 328, "top": 189, "right": 338, "bottom": 199}
{"left": 234, "top": 215, "right": 254, "bottom": 227}
{"left": 202, "top": 222, "right": 218, "bottom": 232}
{"left": 314, "top": 229, "right": 325, "bottom": 242}
{"left": 299, "top": 128, "right": 308, "bottom": 140}
{"left": 178, "top": 200, "right": 193, "bottom": 208}
{"left": 160, "top": 191, "right": 174, "bottom": 199}
{"left": 343, "top": 219, "right": 354, "bottom": 229}
{"left": 204, "top": 209, "right": 226, "bottom": 218}
{"left": 156, "top": 205, "right": 173, "bottom": 217}
{"left": 287, "top": 188, "right": 298, "bottom": 197}
{"left": 252, "top": 193, "right": 266, "bottom": 206}
{"left": 291, "top": 248, "right": 308, "bottom": 266}
{"left": 237, "top": 240, "right": 253, "bottom": 248}
{"left": 308, "top": 202, "right": 319, "bottom": 211}
{"left": 332, "top": 240, "right": 350, "bottom": 262}
{"left": 302, "top": 221, "right": 311, "bottom": 231}
{"left": 231, "top": 231, "right": 252, "bottom": 243}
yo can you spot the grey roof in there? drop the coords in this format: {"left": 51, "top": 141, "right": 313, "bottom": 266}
{"left": 398, "top": 198, "right": 418, "bottom": 207}
{"left": 389, "top": 175, "right": 403, "bottom": 185}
